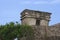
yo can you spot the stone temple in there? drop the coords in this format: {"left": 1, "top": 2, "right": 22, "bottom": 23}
{"left": 20, "top": 9, "right": 60, "bottom": 40}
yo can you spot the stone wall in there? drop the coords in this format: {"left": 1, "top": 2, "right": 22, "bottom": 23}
{"left": 19, "top": 25, "right": 60, "bottom": 40}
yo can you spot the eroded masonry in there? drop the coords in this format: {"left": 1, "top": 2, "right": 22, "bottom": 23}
{"left": 20, "top": 9, "right": 60, "bottom": 40}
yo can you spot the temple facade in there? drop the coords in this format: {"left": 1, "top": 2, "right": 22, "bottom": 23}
{"left": 20, "top": 9, "right": 60, "bottom": 40}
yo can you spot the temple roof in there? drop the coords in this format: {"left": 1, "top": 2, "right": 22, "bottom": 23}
{"left": 21, "top": 9, "right": 52, "bottom": 15}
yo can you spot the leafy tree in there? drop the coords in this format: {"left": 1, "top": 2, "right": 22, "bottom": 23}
{"left": 0, "top": 22, "right": 34, "bottom": 40}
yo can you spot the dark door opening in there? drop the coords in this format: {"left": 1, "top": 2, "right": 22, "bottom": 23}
{"left": 36, "top": 19, "right": 40, "bottom": 25}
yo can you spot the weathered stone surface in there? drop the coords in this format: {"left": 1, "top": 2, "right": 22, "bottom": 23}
{"left": 21, "top": 9, "right": 51, "bottom": 26}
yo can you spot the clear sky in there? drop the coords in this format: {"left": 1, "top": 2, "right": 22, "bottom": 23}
{"left": 0, "top": 0, "right": 60, "bottom": 25}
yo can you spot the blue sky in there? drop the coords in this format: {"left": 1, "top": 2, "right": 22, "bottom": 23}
{"left": 0, "top": 0, "right": 60, "bottom": 25}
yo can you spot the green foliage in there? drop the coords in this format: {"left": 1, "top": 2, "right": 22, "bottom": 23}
{"left": 0, "top": 22, "right": 34, "bottom": 40}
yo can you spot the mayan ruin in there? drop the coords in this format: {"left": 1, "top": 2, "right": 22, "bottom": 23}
{"left": 20, "top": 9, "right": 60, "bottom": 40}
